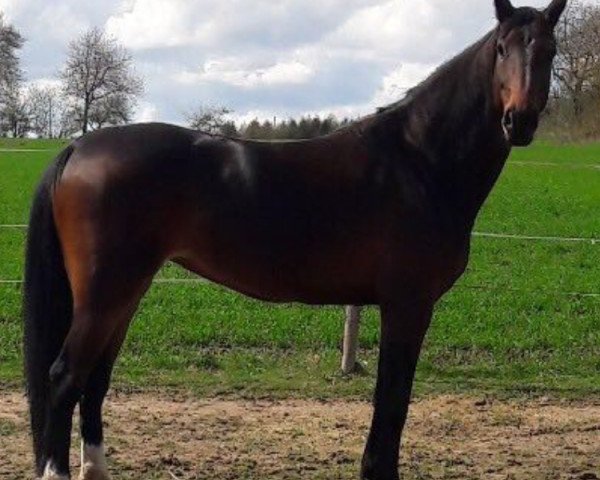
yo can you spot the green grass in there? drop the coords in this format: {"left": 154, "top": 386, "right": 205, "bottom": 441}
{"left": 480, "top": 163, "right": 600, "bottom": 237}
{"left": 509, "top": 140, "right": 600, "bottom": 165}
{"left": 0, "top": 137, "right": 70, "bottom": 150}
{"left": 0, "top": 148, "right": 54, "bottom": 226}
{"left": 0, "top": 138, "right": 599, "bottom": 398}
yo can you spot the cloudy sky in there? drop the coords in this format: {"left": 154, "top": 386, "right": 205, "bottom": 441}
{"left": 0, "top": 0, "right": 556, "bottom": 125}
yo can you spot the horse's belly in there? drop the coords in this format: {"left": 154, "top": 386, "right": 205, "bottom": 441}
{"left": 172, "top": 244, "right": 380, "bottom": 306}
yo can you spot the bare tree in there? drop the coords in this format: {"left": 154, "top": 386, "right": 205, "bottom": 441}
{"left": 87, "top": 93, "right": 135, "bottom": 130}
{"left": 61, "top": 27, "right": 144, "bottom": 134}
{"left": 26, "top": 85, "right": 64, "bottom": 138}
{"left": 186, "top": 105, "right": 237, "bottom": 136}
{"left": 0, "top": 13, "right": 24, "bottom": 93}
{"left": 553, "top": 1, "right": 600, "bottom": 116}
{"left": 0, "top": 83, "right": 29, "bottom": 137}
{"left": 57, "top": 98, "right": 83, "bottom": 138}
{"left": 0, "top": 13, "right": 25, "bottom": 136}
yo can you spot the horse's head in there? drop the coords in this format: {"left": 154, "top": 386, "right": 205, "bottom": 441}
{"left": 493, "top": 0, "right": 566, "bottom": 146}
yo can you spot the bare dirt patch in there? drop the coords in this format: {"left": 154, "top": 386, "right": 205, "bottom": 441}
{"left": 1, "top": 392, "right": 598, "bottom": 479}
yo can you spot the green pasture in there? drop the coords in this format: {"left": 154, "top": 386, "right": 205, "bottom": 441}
{"left": 0, "top": 138, "right": 599, "bottom": 398}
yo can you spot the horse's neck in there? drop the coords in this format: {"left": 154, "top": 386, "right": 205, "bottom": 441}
{"left": 402, "top": 32, "right": 510, "bottom": 229}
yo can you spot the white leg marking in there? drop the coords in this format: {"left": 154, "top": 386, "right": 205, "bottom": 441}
{"left": 79, "top": 442, "right": 111, "bottom": 480}
{"left": 41, "top": 460, "right": 69, "bottom": 480}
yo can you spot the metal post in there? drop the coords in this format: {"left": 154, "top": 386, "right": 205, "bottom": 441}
{"left": 341, "top": 305, "right": 362, "bottom": 374}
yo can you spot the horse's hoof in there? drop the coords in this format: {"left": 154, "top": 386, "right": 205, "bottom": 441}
{"left": 360, "top": 461, "right": 400, "bottom": 480}
{"left": 39, "top": 464, "right": 70, "bottom": 480}
{"left": 79, "top": 465, "right": 111, "bottom": 480}
{"left": 360, "top": 473, "right": 400, "bottom": 480}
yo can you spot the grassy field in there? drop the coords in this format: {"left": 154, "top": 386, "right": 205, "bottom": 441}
{"left": 0, "top": 138, "right": 599, "bottom": 398}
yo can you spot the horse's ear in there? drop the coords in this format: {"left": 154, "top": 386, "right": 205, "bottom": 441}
{"left": 494, "top": 0, "right": 515, "bottom": 23}
{"left": 544, "top": 0, "right": 567, "bottom": 28}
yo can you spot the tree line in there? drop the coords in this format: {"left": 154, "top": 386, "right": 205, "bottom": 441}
{"left": 1, "top": 2, "right": 599, "bottom": 141}
{"left": 186, "top": 106, "right": 353, "bottom": 139}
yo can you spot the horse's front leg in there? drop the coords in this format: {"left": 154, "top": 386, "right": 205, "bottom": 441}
{"left": 361, "top": 295, "right": 433, "bottom": 480}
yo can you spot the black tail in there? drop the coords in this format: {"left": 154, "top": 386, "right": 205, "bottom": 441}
{"left": 24, "top": 145, "right": 74, "bottom": 474}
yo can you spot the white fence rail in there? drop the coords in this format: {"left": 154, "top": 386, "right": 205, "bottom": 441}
{"left": 3, "top": 223, "right": 600, "bottom": 244}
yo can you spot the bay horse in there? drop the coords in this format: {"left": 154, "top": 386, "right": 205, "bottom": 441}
{"left": 24, "top": 1, "right": 567, "bottom": 478}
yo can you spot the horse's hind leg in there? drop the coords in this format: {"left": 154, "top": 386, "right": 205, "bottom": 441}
{"left": 40, "top": 259, "right": 156, "bottom": 480}
{"left": 78, "top": 321, "right": 131, "bottom": 480}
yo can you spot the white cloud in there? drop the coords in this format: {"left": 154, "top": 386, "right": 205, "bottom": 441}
{"left": 134, "top": 101, "right": 160, "bottom": 122}
{"left": 325, "top": 0, "right": 495, "bottom": 66}
{"left": 371, "top": 63, "right": 437, "bottom": 106}
{"left": 297, "top": 63, "right": 436, "bottom": 120}
{"left": 36, "top": 4, "right": 89, "bottom": 42}
{"left": 105, "top": 0, "right": 374, "bottom": 51}
{"left": 1, "top": 0, "right": 90, "bottom": 40}
{"left": 0, "top": 0, "right": 20, "bottom": 19}
{"left": 106, "top": 0, "right": 204, "bottom": 49}
{"left": 176, "top": 58, "right": 314, "bottom": 89}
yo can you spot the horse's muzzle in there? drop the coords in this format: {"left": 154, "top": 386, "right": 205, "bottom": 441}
{"left": 502, "top": 109, "right": 539, "bottom": 146}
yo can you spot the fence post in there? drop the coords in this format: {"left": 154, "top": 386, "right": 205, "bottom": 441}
{"left": 341, "top": 305, "right": 362, "bottom": 374}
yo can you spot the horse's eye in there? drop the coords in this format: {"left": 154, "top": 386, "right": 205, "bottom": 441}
{"left": 497, "top": 42, "right": 507, "bottom": 59}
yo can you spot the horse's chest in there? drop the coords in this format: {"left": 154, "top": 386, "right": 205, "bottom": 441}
{"left": 388, "top": 233, "right": 470, "bottom": 298}
{"left": 428, "top": 242, "right": 470, "bottom": 297}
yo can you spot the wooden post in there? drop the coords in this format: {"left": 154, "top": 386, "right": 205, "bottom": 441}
{"left": 341, "top": 305, "right": 362, "bottom": 374}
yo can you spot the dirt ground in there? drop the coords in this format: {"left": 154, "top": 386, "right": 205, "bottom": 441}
{"left": 1, "top": 392, "right": 598, "bottom": 480}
